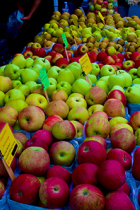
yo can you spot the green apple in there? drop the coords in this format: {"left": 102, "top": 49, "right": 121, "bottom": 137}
{"left": 26, "top": 93, "right": 48, "bottom": 110}
{"left": 110, "top": 85, "right": 126, "bottom": 95}
{"left": 128, "top": 68, "right": 138, "bottom": 80}
{"left": 47, "top": 78, "right": 57, "bottom": 97}
{"left": 100, "top": 65, "right": 115, "bottom": 77}
{"left": 14, "top": 84, "right": 30, "bottom": 97}
{"left": 4, "top": 89, "right": 25, "bottom": 103}
{"left": 33, "top": 58, "right": 50, "bottom": 72}
{"left": 72, "top": 78, "right": 91, "bottom": 96}
{"left": 90, "top": 63, "right": 100, "bottom": 76}
{"left": 0, "top": 65, "right": 6, "bottom": 76}
{"left": 125, "top": 85, "right": 140, "bottom": 104}
{"left": 98, "top": 76, "right": 110, "bottom": 85}
{"left": 50, "top": 22, "right": 58, "bottom": 30}
{"left": 5, "top": 99, "right": 28, "bottom": 113}
{"left": 47, "top": 66, "right": 62, "bottom": 80}
{"left": 117, "top": 70, "right": 132, "bottom": 87}
{"left": 137, "top": 66, "right": 140, "bottom": 77}
{"left": 21, "top": 68, "right": 38, "bottom": 84}
{"left": 12, "top": 80, "right": 22, "bottom": 88}
{"left": 0, "top": 91, "right": 5, "bottom": 106}
{"left": 133, "top": 78, "right": 140, "bottom": 84}
{"left": 4, "top": 63, "right": 20, "bottom": 80}
{"left": 95, "top": 80, "right": 109, "bottom": 94}
{"left": 12, "top": 120, "right": 22, "bottom": 130}
{"left": 66, "top": 62, "right": 83, "bottom": 79}
{"left": 31, "top": 64, "right": 43, "bottom": 75}
{"left": 0, "top": 76, "right": 12, "bottom": 93}
{"left": 25, "top": 57, "right": 34, "bottom": 68}
{"left": 25, "top": 81, "right": 38, "bottom": 92}
{"left": 87, "top": 74, "right": 97, "bottom": 85}
{"left": 11, "top": 55, "right": 26, "bottom": 69}
{"left": 57, "top": 68, "right": 75, "bottom": 85}
{"left": 77, "top": 75, "right": 92, "bottom": 86}
{"left": 57, "top": 81, "right": 72, "bottom": 96}
{"left": 66, "top": 95, "right": 87, "bottom": 110}
{"left": 108, "top": 74, "right": 126, "bottom": 90}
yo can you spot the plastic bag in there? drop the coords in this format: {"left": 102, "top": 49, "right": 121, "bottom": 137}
{"left": 6, "top": 10, "right": 24, "bottom": 39}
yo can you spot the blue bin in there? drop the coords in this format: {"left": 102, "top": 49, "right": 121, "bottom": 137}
{"left": 118, "top": 5, "right": 129, "bottom": 17}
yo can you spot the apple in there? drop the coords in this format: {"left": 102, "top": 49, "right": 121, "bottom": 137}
{"left": 128, "top": 68, "right": 138, "bottom": 80}
{"left": 72, "top": 163, "right": 99, "bottom": 186}
{"left": 39, "top": 177, "right": 70, "bottom": 209}
{"left": 97, "top": 52, "right": 107, "bottom": 61}
{"left": 57, "top": 68, "right": 74, "bottom": 85}
{"left": 66, "top": 95, "right": 87, "bottom": 110}
{"left": 104, "top": 98, "right": 125, "bottom": 118}
{"left": 84, "top": 136, "right": 107, "bottom": 149}
{"left": 129, "top": 111, "right": 140, "bottom": 131}
{"left": 110, "top": 123, "right": 133, "bottom": 137}
{"left": 70, "top": 120, "right": 84, "bottom": 138}
{"left": 30, "top": 84, "right": 45, "bottom": 97}
{"left": 4, "top": 63, "right": 20, "bottom": 80}
{"left": 88, "top": 104, "right": 104, "bottom": 116}
{"left": 116, "top": 52, "right": 124, "bottom": 61}
{"left": 4, "top": 89, "right": 25, "bottom": 103}
{"left": 0, "top": 156, "right": 16, "bottom": 176}
{"left": 47, "top": 66, "right": 62, "bottom": 80}
{"left": 44, "top": 55, "right": 52, "bottom": 63}
{"left": 125, "top": 85, "right": 140, "bottom": 104}
{"left": 0, "top": 181, "right": 5, "bottom": 199}
{"left": 109, "top": 116, "right": 128, "bottom": 129}
{"left": 98, "top": 159, "right": 126, "bottom": 190}
{"left": 62, "top": 50, "right": 72, "bottom": 59}
{"left": 45, "top": 100, "right": 69, "bottom": 119}
{"left": 0, "top": 65, "right": 6, "bottom": 76}
{"left": 116, "top": 182, "right": 130, "bottom": 195}
{"left": 52, "top": 43, "right": 64, "bottom": 53}
{"left": 33, "top": 48, "right": 47, "bottom": 57}
{"left": 135, "top": 59, "right": 140, "bottom": 68}
{"left": 31, "top": 42, "right": 41, "bottom": 52}
{"left": 85, "top": 115, "right": 110, "bottom": 138}
{"left": 31, "top": 64, "right": 43, "bottom": 74}
{"left": 24, "top": 136, "right": 48, "bottom": 151}
{"left": 105, "top": 191, "right": 135, "bottom": 209}
{"left": 51, "top": 120, "right": 76, "bottom": 140}
{"left": 13, "top": 132, "right": 27, "bottom": 146}
{"left": 111, "top": 128, "right": 136, "bottom": 153}
{"left": 124, "top": 52, "right": 132, "bottom": 60}
{"left": 47, "top": 50, "right": 56, "bottom": 57}
{"left": 77, "top": 45, "right": 88, "bottom": 55}
{"left": 102, "top": 56, "right": 115, "bottom": 65}
{"left": 11, "top": 54, "right": 26, "bottom": 69}
{"left": 51, "top": 52, "right": 63, "bottom": 64}
{"left": 87, "top": 50, "right": 97, "bottom": 62}
{"left": 19, "top": 146, "right": 50, "bottom": 176}
{"left": 105, "top": 46, "right": 117, "bottom": 56}
{"left": 88, "top": 63, "right": 100, "bottom": 77}
{"left": 55, "top": 57, "right": 69, "bottom": 68}
{"left": 0, "top": 106, "right": 18, "bottom": 126}
{"left": 107, "top": 89, "right": 127, "bottom": 106}
{"left": 0, "top": 76, "right": 12, "bottom": 93}
{"left": 132, "top": 147, "right": 140, "bottom": 180}
{"left": 100, "top": 65, "right": 115, "bottom": 77}
{"left": 25, "top": 93, "right": 47, "bottom": 110}
{"left": 51, "top": 89, "right": 68, "bottom": 102}
{"left": 56, "top": 81, "right": 72, "bottom": 96}
{"left": 49, "top": 140, "right": 76, "bottom": 166}
{"left": 12, "top": 80, "right": 22, "bottom": 88}
{"left": 43, "top": 114, "right": 63, "bottom": 132}
{"left": 122, "top": 60, "right": 135, "bottom": 71}
{"left": 131, "top": 51, "right": 140, "bottom": 62}
{"left": 33, "top": 57, "right": 50, "bottom": 72}
{"left": 20, "top": 68, "right": 38, "bottom": 84}
{"left": 69, "top": 57, "right": 80, "bottom": 63}
{"left": 0, "top": 91, "right": 5, "bottom": 106}
{"left": 72, "top": 78, "right": 91, "bottom": 96}
{"left": 108, "top": 74, "right": 126, "bottom": 90}
{"left": 77, "top": 140, "right": 107, "bottom": 166}
{"left": 18, "top": 106, "right": 45, "bottom": 132}
{"left": 66, "top": 62, "right": 83, "bottom": 79}
{"left": 32, "top": 129, "right": 53, "bottom": 146}
{"left": 95, "top": 80, "right": 109, "bottom": 94}
{"left": 5, "top": 99, "right": 28, "bottom": 113}
{"left": 88, "top": 111, "right": 108, "bottom": 121}
{"left": 68, "top": 106, "right": 89, "bottom": 125}
{"left": 85, "top": 86, "right": 107, "bottom": 106}
{"left": 15, "top": 84, "right": 30, "bottom": 97}
{"left": 117, "top": 70, "right": 132, "bottom": 88}
{"left": 69, "top": 184, "right": 105, "bottom": 210}
{"left": 23, "top": 49, "right": 33, "bottom": 57}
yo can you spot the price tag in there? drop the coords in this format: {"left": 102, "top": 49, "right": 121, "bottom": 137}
{"left": 98, "top": 11, "right": 105, "bottom": 24}
{"left": 79, "top": 53, "right": 93, "bottom": 75}
{"left": 0, "top": 123, "right": 18, "bottom": 167}
{"left": 39, "top": 67, "right": 50, "bottom": 90}
{"left": 62, "top": 33, "right": 68, "bottom": 48}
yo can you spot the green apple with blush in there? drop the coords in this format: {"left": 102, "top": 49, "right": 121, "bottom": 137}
{"left": 26, "top": 93, "right": 48, "bottom": 110}
{"left": 88, "top": 104, "right": 104, "bottom": 116}
{"left": 0, "top": 76, "right": 12, "bottom": 93}
{"left": 95, "top": 80, "right": 109, "bottom": 94}
{"left": 110, "top": 85, "right": 126, "bottom": 95}
{"left": 57, "top": 81, "right": 72, "bottom": 96}
{"left": 25, "top": 81, "right": 38, "bottom": 92}
{"left": 5, "top": 99, "right": 28, "bottom": 113}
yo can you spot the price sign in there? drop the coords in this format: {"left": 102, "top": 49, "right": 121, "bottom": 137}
{"left": 98, "top": 11, "right": 105, "bottom": 24}
{"left": 39, "top": 67, "right": 50, "bottom": 90}
{"left": 0, "top": 123, "right": 18, "bottom": 167}
{"left": 79, "top": 53, "right": 93, "bottom": 75}
{"left": 62, "top": 32, "right": 68, "bottom": 48}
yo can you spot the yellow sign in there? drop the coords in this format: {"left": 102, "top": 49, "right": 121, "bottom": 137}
{"left": 98, "top": 11, "right": 105, "bottom": 24}
{"left": 0, "top": 124, "right": 18, "bottom": 167}
{"left": 79, "top": 53, "right": 93, "bottom": 75}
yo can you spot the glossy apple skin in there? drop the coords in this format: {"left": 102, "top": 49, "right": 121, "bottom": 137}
{"left": 10, "top": 174, "right": 41, "bottom": 204}
{"left": 24, "top": 137, "right": 48, "bottom": 151}
{"left": 132, "top": 147, "right": 140, "bottom": 180}
{"left": 129, "top": 111, "right": 140, "bottom": 131}
{"left": 43, "top": 114, "right": 63, "bottom": 132}
{"left": 111, "top": 128, "right": 136, "bottom": 153}
{"left": 107, "top": 89, "right": 127, "bottom": 106}
{"left": 69, "top": 184, "right": 105, "bottom": 210}
{"left": 98, "top": 159, "right": 126, "bottom": 191}
{"left": 32, "top": 129, "right": 53, "bottom": 146}
{"left": 18, "top": 147, "right": 50, "bottom": 176}
{"left": 116, "top": 181, "right": 130, "bottom": 196}
{"left": 77, "top": 141, "right": 107, "bottom": 166}
{"left": 84, "top": 135, "right": 107, "bottom": 149}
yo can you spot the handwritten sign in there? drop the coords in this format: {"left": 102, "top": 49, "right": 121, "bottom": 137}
{"left": 39, "top": 67, "right": 50, "bottom": 90}
{"left": 0, "top": 123, "right": 18, "bottom": 167}
{"left": 62, "top": 33, "right": 68, "bottom": 48}
{"left": 79, "top": 53, "right": 93, "bottom": 75}
{"left": 98, "top": 11, "right": 105, "bottom": 24}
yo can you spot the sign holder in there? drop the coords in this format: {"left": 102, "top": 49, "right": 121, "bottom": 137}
{"left": 70, "top": 28, "right": 78, "bottom": 49}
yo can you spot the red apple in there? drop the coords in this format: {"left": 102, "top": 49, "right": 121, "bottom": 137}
{"left": 55, "top": 57, "right": 69, "bottom": 68}
{"left": 98, "top": 159, "right": 126, "bottom": 190}
{"left": 122, "top": 60, "right": 135, "bottom": 71}
{"left": 23, "top": 49, "right": 33, "bottom": 57}
{"left": 115, "top": 62, "right": 123, "bottom": 70}
{"left": 72, "top": 163, "right": 99, "bottom": 186}
{"left": 104, "top": 98, "right": 125, "bottom": 117}
{"left": 107, "top": 148, "right": 132, "bottom": 170}
{"left": 69, "top": 184, "right": 105, "bottom": 210}
{"left": 69, "top": 57, "right": 80, "bottom": 63}
{"left": 135, "top": 58, "right": 140, "bottom": 68}
{"left": 51, "top": 52, "right": 63, "bottom": 64}
{"left": 84, "top": 136, "right": 107, "bottom": 149}
{"left": 76, "top": 140, "right": 107, "bottom": 166}
{"left": 46, "top": 50, "right": 56, "bottom": 56}
{"left": 116, "top": 181, "right": 130, "bottom": 196}
{"left": 102, "top": 0, "right": 108, "bottom": 7}
{"left": 10, "top": 174, "right": 41, "bottom": 204}
{"left": 52, "top": 43, "right": 64, "bottom": 53}
{"left": 77, "top": 45, "right": 88, "bottom": 55}
{"left": 132, "top": 147, "right": 140, "bottom": 180}
{"left": 107, "top": 89, "right": 127, "bottom": 106}
{"left": 32, "top": 129, "right": 53, "bottom": 146}
{"left": 131, "top": 51, "right": 140, "bottom": 62}
{"left": 24, "top": 137, "right": 48, "bottom": 151}
{"left": 42, "top": 114, "right": 63, "bottom": 132}
{"left": 102, "top": 56, "right": 115, "bottom": 65}
{"left": 44, "top": 55, "right": 52, "bottom": 63}
{"left": 62, "top": 50, "right": 72, "bottom": 59}
{"left": 110, "top": 54, "right": 118, "bottom": 61}
{"left": 124, "top": 52, "right": 132, "bottom": 60}
{"left": 110, "top": 128, "right": 136, "bottom": 153}
{"left": 31, "top": 42, "right": 41, "bottom": 52}
{"left": 39, "top": 177, "right": 70, "bottom": 209}
{"left": 98, "top": 62, "right": 104, "bottom": 69}
{"left": 97, "top": 52, "right": 107, "bottom": 61}
{"left": 87, "top": 50, "right": 97, "bottom": 62}
{"left": 46, "top": 165, "right": 71, "bottom": 185}
{"left": 116, "top": 52, "right": 124, "bottom": 61}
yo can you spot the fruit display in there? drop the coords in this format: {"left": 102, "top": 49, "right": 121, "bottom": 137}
{"left": 1, "top": 5, "right": 140, "bottom": 210}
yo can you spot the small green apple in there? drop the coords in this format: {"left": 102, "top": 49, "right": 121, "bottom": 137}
{"left": 31, "top": 64, "right": 43, "bottom": 75}
{"left": 117, "top": 70, "right": 132, "bottom": 87}
{"left": 47, "top": 66, "right": 62, "bottom": 80}
{"left": 95, "top": 80, "right": 109, "bottom": 94}
{"left": 4, "top": 63, "right": 20, "bottom": 80}
{"left": 21, "top": 68, "right": 39, "bottom": 84}
{"left": 57, "top": 68, "right": 75, "bottom": 85}
{"left": 57, "top": 81, "right": 72, "bottom": 96}
{"left": 25, "top": 57, "right": 34, "bottom": 68}
{"left": 66, "top": 62, "right": 83, "bottom": 79}
{"left": 72, "top": 78, "right": 91, "bottom": 96}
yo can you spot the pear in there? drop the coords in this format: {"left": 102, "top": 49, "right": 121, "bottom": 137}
{"left": 127, "top": 34, "right": 137, "bottom": 43}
